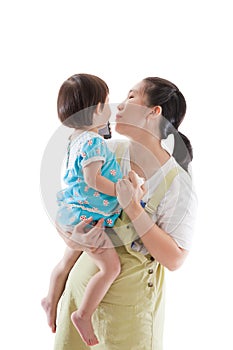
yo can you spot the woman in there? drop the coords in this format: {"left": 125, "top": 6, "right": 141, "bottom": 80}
{"left": 54, "top": 77, "right": 197, "bottom": 350}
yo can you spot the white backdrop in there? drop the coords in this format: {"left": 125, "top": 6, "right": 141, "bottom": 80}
{"left": 1, "top": 0, "right": 232, "bottom": 349}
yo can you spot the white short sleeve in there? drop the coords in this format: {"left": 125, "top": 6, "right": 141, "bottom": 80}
{"left": 152, "top": 168, "right": 198, "bottom": 251}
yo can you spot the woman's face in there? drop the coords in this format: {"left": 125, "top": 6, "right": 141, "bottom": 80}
{"left": 115, "top": 81, "right": 151, "bottom": 135}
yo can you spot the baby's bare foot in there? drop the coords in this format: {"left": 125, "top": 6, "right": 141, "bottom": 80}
{"left": 71, "top": 311, "right": 99, "bottom": 346}
{"left": 41, "top": 297, "right": 57, "bottom": 333}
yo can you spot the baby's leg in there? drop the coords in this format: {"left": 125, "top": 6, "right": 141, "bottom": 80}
{"left": 71, "top": 246, "right": 121, "bottom": 346}
{"left": 41, "top": 247, "right": 82, "bottom": 333}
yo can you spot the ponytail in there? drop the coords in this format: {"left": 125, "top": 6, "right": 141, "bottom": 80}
{"left": 173, "top": 131, "right": 193, "bottom": 172}
{"left": 143, "top": 77, "right": 193, "bottom": 172}
{"left": 160, "top": 116, "right": 193, "bottom": 172}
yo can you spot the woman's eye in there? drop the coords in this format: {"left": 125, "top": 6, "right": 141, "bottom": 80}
{"left": 128, "top": 95, "right": 134, "bottom": 99}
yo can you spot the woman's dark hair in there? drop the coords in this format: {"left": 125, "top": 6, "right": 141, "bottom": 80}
{"left": 143, "top": 77, "right": 193, "bottom": 171}
{"left": 57, "top": 73, "right": 109, "bottom": 128}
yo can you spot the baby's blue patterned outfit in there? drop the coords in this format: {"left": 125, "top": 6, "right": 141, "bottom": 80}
{"left": 56, "top": 131, "right": 122, "bottom": 228}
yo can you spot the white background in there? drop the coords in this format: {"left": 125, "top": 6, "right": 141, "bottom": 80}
{"left": 1, "top": 0, "right": 232, "bottom": 349}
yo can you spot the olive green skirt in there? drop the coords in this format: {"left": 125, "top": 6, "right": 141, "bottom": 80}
{"left": 54, "top": 240, "right": 165, "bottom": 350}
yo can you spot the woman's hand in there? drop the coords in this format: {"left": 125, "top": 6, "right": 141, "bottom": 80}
{"left": 56, "top": 217, "right": 112, "bottom": 253}
{"left": 116, "top": 170, "right": 146, "bottom": 209}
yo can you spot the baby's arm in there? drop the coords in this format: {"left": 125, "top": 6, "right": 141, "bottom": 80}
{"left": 83, "top": 161, "right": 116, "bottom": 197}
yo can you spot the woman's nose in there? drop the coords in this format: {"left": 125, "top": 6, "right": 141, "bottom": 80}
{"left": 117, "top": 101, "right": 124, "bottom": 111}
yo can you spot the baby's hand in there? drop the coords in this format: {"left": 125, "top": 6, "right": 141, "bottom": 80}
{"left": 116, "top": 170, "right": 146, "bottom": 209}
{"left": 133, "top": 172, "right": 145, "bottom": 187}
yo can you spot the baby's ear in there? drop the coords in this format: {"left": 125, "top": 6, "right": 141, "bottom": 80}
{"left": 95, "top": 102, "right": 103, "bottom": 115}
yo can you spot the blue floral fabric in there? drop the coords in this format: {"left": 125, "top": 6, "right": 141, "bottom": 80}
{"left": 56, "top": 131, "right": 122, "bottom": 228}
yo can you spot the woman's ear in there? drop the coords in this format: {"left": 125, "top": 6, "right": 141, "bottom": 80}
{"left": 153, "top": 106, "right": 162, "bottom": 116}
{"left": 147, "top": 106, "right": 162, "bottom": 120}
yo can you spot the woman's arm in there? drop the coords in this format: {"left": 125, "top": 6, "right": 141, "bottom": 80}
{"left": 125, "top": 201, "right": 188, "bottom": 271}
{"left": 83, "top": 161, "right": 116, "bottom": 197}
{"left": 116, "top": 172, "right": 188, "bottom": 271}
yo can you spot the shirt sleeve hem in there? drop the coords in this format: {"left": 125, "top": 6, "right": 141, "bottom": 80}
{"left": 82, "top": 156, "right": 105, "bottom": 167}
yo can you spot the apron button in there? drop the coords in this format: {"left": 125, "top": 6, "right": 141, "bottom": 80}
{"left": 148, "top": 282, "right": 153, "bottom": 287}
{"left": 148, "top": 268, "right": 154, "bottom": 274}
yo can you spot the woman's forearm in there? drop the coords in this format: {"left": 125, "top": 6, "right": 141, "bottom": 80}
{"left": 124, "top": 201, "right": 188, "bottom": 271}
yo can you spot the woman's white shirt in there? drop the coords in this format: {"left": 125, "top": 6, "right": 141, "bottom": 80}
{"left": 108, "top": 139, "right": 198, "bottom": 251}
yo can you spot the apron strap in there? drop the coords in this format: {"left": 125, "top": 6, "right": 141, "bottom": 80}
{"left": 115, "top": 141, "right": 129, "bottom": 164}
{"left": 145, "top": 167, "right": 179, "bottom": 214}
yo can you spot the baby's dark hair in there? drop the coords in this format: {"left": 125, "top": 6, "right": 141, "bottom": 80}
{"left": 57, "top": 73, "right": 109, "bottom": 128}
{"left": 143, "top": 77, "right": 193, "bottom": 171}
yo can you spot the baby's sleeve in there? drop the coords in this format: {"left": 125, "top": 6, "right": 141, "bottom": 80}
{"left": 80, "top": 136, "right": 107, "bottom": 168}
